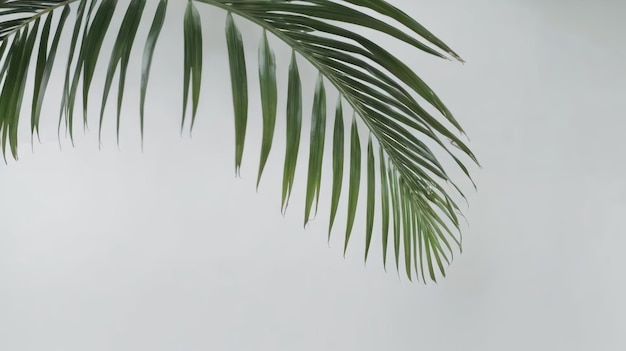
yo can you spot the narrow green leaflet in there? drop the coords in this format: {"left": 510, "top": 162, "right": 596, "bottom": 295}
{"left": 412, "top": 205, "right": 422, "bottom": 281}
{"left": 304, "top": 74, "right": 326, "bottom": 226}
{"left": 0, "top": 30, "right": 24, "bottom": 160}
{"left": 344, "top": 117, "right": 361, "bottom": 255}
{"left": 389, "top": 166, "right": 401, "bottom": 272}
{"left": 328, "top": 98, "right": 344, "bottom": 239}
{"left": 58, "top": 0, "right": 90, "bottom": 140}
{"left": 100, "top": 0, "right": 146, "bottom": 143}
{"left": 183, "top": 0, "right": 202, "bottom": 132}
{"left": 0, "top": 39, "right": 8, "bottom": 79}
{"left": 225, "top": 12, "right": 247, "bottom": 175}
{"left": 379, "top": 146, "right": 390, "bottom": 269}
{"left": 281, "top": 51, "right": 302, "bottom": 213}
{"left": 256, "top": 29, "right": 277, "bottom": 188}
{"left": 415, "top": 209, "right": 426, "bottom": 282}
{"left": 2, "top": 21, "right": 39, "bottom": 159}
{"left": 424, "top": 225, "right": 435, "bottom": 282}
{"left": 140, "top": 0, "right": 168, "bottom": 142}
{"left": 31, "top": 7, "right": 69, "bottom": 140}
{"left": 401, "top": 181, "right": 412, "bottom": 281}
{"left": 81, "top": 0, "right": 117, "bottom": 128}
{"left": 31, "top": 11, "right": 52, "bottom": 141}
{"left": 364, "top": 136, "right": 375, "bottom": 262}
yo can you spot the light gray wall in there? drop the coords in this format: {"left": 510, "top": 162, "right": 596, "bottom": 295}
{"left": 1, "top": 0, "right": 624, "bottom": 350}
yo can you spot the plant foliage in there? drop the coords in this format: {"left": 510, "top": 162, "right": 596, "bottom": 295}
{"left": 0, "top": 0, "right": 478, "bottom": 282}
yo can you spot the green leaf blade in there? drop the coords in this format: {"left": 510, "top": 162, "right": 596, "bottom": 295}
{"left": 328, "top": 98, "right": 344, "bottom": 239}
{"left": 378, "top": 146, "right": 390, "bottom": 270}
{"left": 140, "top": 0, "right": 167, "bottom": 143}
{"left": 389, "top": 167, "right": 401, "bottom": 272}
{"left": 82, "top": 0, "right": 118, "bottom": 130}
{"left": 32, "top": 6, "right": 69, "bottom": 140}
{"left": 364, "top": 136, "right": 375, "bottom": 263}
{"left": 304, "top": 74, "right": 326, "bottom": 226}
{"left": 182, "top": 0, "right": 202, "bottom": 133}
{"left": 100, "top": 0, "right": 146, "bottom": 143}
{"left": 344, "top": 116, "right": 361, "bottom": 255}
{"left": 256, "top": 29, "right": 277, "bottom": 188}
{"left": 225, "top": 12, "right": 248, "bottom": 176}
{"left": 281, "top": 51, "right": 302, "bottom": 212}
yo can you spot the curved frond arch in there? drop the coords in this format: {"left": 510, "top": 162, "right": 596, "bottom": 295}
{"left": 0, "top": 0, "right": 478, "bottom": 282}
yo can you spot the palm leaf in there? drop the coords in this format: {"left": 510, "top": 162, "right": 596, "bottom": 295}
{"left": 0, "top": 0, "right": 478, "bottom": 282}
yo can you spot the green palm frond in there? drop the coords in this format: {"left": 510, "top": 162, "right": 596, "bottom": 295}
{"left": 0, "top": 0, "right": 478, "bottom": 282}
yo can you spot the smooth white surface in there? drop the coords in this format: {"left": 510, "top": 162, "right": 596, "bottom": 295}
{"left": 1, "top": 0, "right": 625, "bottom": 350}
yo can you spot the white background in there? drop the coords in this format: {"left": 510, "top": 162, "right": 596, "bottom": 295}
{"left": 1, "top": 0, "right": 625, "bottom": 349}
